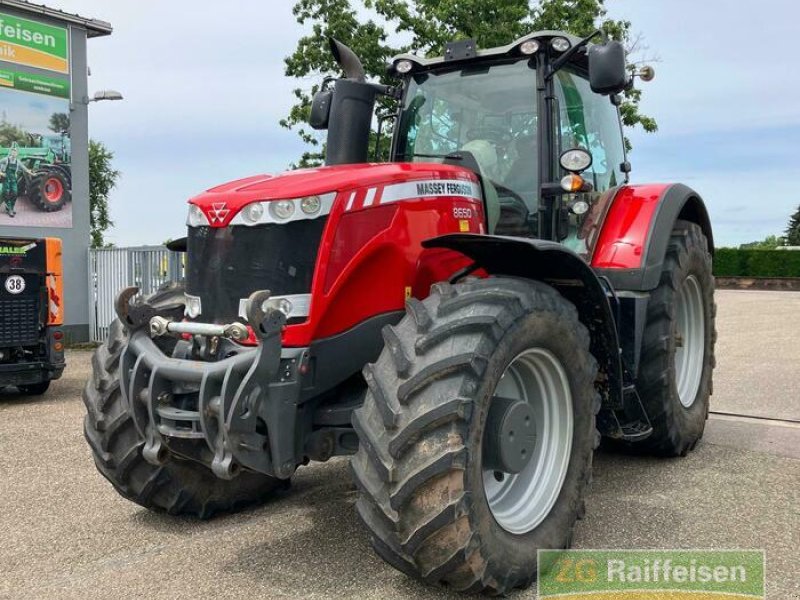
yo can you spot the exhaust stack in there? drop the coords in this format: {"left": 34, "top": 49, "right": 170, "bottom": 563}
{"left": 314, "top": 38, "right": 378, "bottom": 166}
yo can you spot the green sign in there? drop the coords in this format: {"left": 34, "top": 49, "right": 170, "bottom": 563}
{"left": 0, "top": 11, "right": 69, "bottom": 74}
{"left": 538, "top": 549, "right": 765, "bottom": 599}
{"left": 0, "top": 68, "right": 68, "bottom": 98}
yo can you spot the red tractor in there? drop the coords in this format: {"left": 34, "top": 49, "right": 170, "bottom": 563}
{"left": 84, "top": 30, "right": 715, "bottom": 593}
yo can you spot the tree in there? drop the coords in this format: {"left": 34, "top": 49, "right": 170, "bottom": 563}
{"left": 88, "top": 140, "right": 119, "bottom": 248}
{"left": 739, "top": 234, "right": 784, "bottom": 250}
{"left": 48, "top": 112, "right": 70, "bottom": 135}
{"left": 283, "top": 0, "right": 657, "bottom": 166}
{"left": 0, "top": 120, "right": 30, "bottom": 147}
{"left": 785, "top": 205, "right": 800, "bottom": 246}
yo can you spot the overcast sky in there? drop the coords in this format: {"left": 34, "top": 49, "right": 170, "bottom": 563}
{"left": 45, "top": 0, "right": 800, "bottom": 246}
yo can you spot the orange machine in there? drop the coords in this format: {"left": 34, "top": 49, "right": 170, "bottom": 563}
{"left": 0, "top": 236, "right": 65, "bottom": 395}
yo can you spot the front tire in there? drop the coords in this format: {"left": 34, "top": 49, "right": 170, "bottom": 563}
{"left": 351, "top": 278, "right": 599, "bottom": 593}
{"left": 636, "top": 220, "right": 716, "bottom": 456}
{"left": 29, "top": 171, "right": 70, "bottom": 212}
{"left": 83, "top": 285, "right": 282, "bottom": 518}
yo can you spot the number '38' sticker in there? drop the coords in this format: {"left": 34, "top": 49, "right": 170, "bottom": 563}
{"left": 4, "top": 275, "right": 25, "bottom": 294}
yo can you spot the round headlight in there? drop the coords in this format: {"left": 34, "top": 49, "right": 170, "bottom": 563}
{"left": 300, "top": 195, "right": 321, "bottom": 215}
{"left": 188, "top": 204, "right": 206, "bottom": 226}
{"left": 395, "top": 60, "right": 413, "bottom": 74}
{"left": 551, "top": 37, "right": 571, "bottom": 52}
{"left": 519, "top": 40, "right": 540, "bottom": 55}
{"left": 269, "top": 199, "right": 295, "bottom": 220}
{"left": 571, "top": 200, "right": 590, "bottom": 215}
{"left": 242, "top": 202, "right": 264, "bottom": 223}
{"left": 560, "top": 148, "right": 593, "bottom": 173}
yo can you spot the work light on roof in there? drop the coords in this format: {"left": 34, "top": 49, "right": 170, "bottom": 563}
{"left": 395, "top": 60, "right": 413, "bottom": 74}
{"left": 551, "top": 37, "right": 571, "bottom": 52}
{"left": 519, "top": 40, "right": 540, "bottom": 55}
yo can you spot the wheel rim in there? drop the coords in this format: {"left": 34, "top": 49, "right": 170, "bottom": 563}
{"left": 44, "top": 177, "right": 63, "bottom": 203}
{"left": 674, "top": 274, "right": 705, "bottom": 408}
{"left": 482, "top": 348, "right": 573, "bottom": 535}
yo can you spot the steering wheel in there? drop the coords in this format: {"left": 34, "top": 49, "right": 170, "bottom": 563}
{"left": 466, "top": 126, "right": 512, "bottom": 145}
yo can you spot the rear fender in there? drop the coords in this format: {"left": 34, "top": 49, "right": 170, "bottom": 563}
{"left": 423, "top": 233, "right": 623, "bottom": 409}
{"left": 592, "top": 183, "right": 713, "bottom": 291}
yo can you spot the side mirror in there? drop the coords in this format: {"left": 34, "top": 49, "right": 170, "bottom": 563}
{"left": 588, "top": 41, "right": 628, "bottom": 95}
{"left": 309, "top": 89, "right": 333, "bottom": 130}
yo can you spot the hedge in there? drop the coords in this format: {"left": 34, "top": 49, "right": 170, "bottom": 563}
{"left": 713, "top": 248, "right": 800, "bottom": 277}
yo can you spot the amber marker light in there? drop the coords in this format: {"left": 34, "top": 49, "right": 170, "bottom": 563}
{"left": 560, "top": 173, "right": 586, "bottom": 193}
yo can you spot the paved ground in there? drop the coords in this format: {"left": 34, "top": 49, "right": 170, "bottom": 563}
{"left": 0, "top": 290, "right": 798, "bottom": 599}
{"left": 714, "top": 290, "right": 800, "bottom": 421}
{"left": 0, "top": 193, "right": 72, "bottom": 228}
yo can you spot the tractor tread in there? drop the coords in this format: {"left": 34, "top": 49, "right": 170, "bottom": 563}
{"left": 353, "top": 277, "right": 599, "bottom": 593}
{"left": 83, "top": 286, "right": 282, "bottom": 519}
{"left": 634, "top": 220, "right": 716, "bottom": 456}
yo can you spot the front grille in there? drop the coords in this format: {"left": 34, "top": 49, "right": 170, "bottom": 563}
{"left": 0, "top": 297, "right": 40, "bottom": 346}
{"left": 186, "top": 219, "right": 327, "bottom": 322}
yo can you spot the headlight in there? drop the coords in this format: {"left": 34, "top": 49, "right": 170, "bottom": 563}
{"left": 519, "top": 40, "right": 540, "bottom": 55}
{"left": 560, "top": 148, "right": 593, "bottom": 173}
{"left": 242, "top": 202, "right": 264, "bottom": 223}
{"left": 395, "top": 59, "right": 413, "bottom": 74}
{"left": 551, "top": 37, "right": 571, "bottom": 52}
{"left": 187, "top": 204, "right": 208, "bottom": 227}
{"left": 300, "top": 195, "right": 321, "bottom": 215}
{"left": 269, "top": 199, "right": 296, "bottom": 220}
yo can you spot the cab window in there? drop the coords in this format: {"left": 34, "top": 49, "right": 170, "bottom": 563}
{"left": 554, "top": 69, "right": 626, "bottom": 193}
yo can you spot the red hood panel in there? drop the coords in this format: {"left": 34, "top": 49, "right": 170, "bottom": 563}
{"left": 189, "top": 162, "right": 477, "bottom": 226}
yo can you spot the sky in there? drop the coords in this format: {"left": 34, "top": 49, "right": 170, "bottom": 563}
{"left": 0, "top": 88, "right": 68, "bottom": 134}
{"left": 39, "top": 0, "right": 800, "bottom": 246}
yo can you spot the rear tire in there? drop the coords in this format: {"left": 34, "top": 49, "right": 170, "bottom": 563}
{"left": 29, "top": 170, "right": 70, "bottom": 212}
{"left": 351, "top": 277, "right": 599, "bottom": 593}
{"left": 83, "top": 284, "right": 282, "bottom": 518}
{"left": 18, "top": 381, "right": 50, "bottom": 395}
{"left": 636, "top": 220, "right": 716, "bottom": 456}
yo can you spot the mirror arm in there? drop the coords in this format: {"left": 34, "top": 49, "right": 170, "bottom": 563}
{"left": 546, "top": 29, "right": 603, "bottom": 80}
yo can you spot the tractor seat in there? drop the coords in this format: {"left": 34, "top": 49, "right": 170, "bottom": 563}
{"left": 494, "top": 192, "right": 531, "bottom": 237}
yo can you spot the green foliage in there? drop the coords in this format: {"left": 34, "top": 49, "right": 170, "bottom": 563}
{"left": 714, "top": 248, "right": 800, "bottom": 277}
{"left": 88, "top": 140, "right": 119, "bottom": 248}
{"left": 785, "top": 205, "right": 800, "bottom": 246}
{"left": 0, "top": 120, "right": 30, "bottom": 147}
{"left": 284, "top": 0, "right": 657, "bottom": 166}
{"left": 48, "top": 112, "right": 70, "bottom": 135}
{"left": 739, "top": 234, "right": 785, "bottom": 250}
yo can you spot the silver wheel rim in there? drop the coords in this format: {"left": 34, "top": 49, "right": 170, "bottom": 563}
{"left": 482, "top": 348, "right": 573, "bottom": 535}
{"left": 674, "top": 275, "right": 705, "bottom": 408}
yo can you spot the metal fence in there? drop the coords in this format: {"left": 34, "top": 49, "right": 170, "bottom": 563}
{"left": 89, "top": 246, "right": 184, "bottom": 342}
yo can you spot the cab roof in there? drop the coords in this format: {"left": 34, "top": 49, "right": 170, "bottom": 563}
{"left": 390, "top": 30, "right": 587, "bottom": 74}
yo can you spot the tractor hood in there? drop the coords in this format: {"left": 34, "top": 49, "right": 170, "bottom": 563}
{"left": 188, "top": 162, "right": 478, "bottom": 228}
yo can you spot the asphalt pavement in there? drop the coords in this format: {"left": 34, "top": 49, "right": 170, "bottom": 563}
{"left": 0, "top": 289, "right": 798, "bottom": 599}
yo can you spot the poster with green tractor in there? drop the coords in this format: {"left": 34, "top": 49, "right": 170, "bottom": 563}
{"left": 0, "top": 81, "right": 72, "bottom": 228}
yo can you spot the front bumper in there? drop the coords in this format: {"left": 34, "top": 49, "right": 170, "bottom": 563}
{"left": 117, "top": 287, "right": 305, "bottom": 479}
{"left": 0, "top": 360, "right": 64, "bottom": 386}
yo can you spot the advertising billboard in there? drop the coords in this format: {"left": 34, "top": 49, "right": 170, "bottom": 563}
{"left": 0, "top": 11, "right": 71, "bottom": 228}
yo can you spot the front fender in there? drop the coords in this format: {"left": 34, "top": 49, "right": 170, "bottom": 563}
{"left": 591, "top": 183, "right": 713, "bottom": 291}
{"left": 423, "top": 233, "right": 623, "bottom": 409}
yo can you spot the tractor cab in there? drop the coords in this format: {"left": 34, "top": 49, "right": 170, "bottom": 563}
{"left": 313, "top": 30, "right": 637, "bottom": 247}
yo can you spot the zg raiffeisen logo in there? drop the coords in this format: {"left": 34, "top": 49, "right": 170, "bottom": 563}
{"left": 538, "top": 549, "right": 765, "bottom": 599}
{"left": 0, "top": 12, "right": 69, "bottom": 74}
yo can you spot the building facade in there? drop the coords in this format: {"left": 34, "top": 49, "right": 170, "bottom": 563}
{"left": 0, "top": 0, "right": 111, "bottom": 341}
